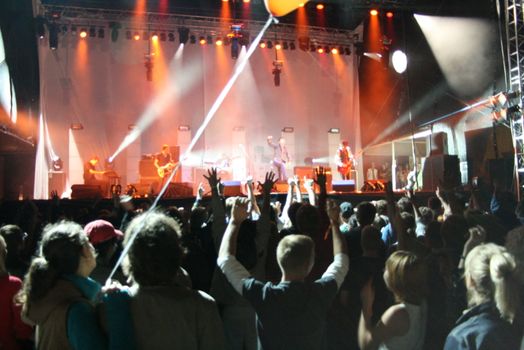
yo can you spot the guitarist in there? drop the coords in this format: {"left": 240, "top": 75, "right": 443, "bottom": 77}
{"left": 335, "top": 140, "right": 355, "bottom": 180}
{"left": 154, "top": 144, "right": 176, "bottom": 187}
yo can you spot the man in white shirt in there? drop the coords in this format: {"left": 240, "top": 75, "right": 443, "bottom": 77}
{"left": 367, "top": 162, "right": 378, "bottom": 180}
{"left": 218, "top": 197, "right": 349, "bottom": 350}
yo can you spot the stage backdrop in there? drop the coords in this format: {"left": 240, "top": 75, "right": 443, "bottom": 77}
{"left": 35, "top": 32, "right": 360, "bottom": 198}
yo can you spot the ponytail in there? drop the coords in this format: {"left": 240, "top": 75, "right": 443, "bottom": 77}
{"left": 465, "top": 243, "right": 521, "bottom": 323}
{"left": 16, "top": 221, "right": 88, "bottom": 309}
{"left": 490, "top": 251, "right": 520, "bottom": 322}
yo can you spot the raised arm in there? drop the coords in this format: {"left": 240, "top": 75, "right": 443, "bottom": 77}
{"left": 322, "top": 199, "right": 349, "bottom": 288}
{"left": 204, "top": 168, "right": 226, "bottom": 251}
{"left": 279, "top": 177, "right": 295, "bottom": 225}
{"left": 192, "top": 182, "right": 205, "bottom": 211}
{"left": 304, "top": 177, "right": 316, "bottom": 206}
{"left": 293, "top": 176, "right": 302, "bottom": 203}
{"left": 314, "top": 166, "right": 328, "bottom": 212}
{"left": 245, "top": 176, "right": 261, "bottom": 218}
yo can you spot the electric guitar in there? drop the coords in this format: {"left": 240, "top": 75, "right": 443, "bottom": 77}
{"left": 157, "top": 162, "right": 177, "bottom": 178}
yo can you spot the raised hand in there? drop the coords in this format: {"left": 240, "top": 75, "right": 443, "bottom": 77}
{"left": 197, "top": 182, "right": 205, "bottom": 199}
{"left": 287, "top": 176, "right": 296, "bottom": 186}
{"left": 326, "top": 199, "right": 340, "bottom": 224}
{"left": 204, "top": 168, "right": 221, "bottom": 192}
{"left": 261, "top": 171, "right": 277, "bottom": 195}
{"left": 231, "top": 197, "right": 249, "bottom": 225}
{"left": 464, "top": 225, "right": 486, "bottom": 253}
{"left": 304, "top": 177, "right": 314, "bottom": 191}
{"left": 314, "top": 166, "right": 327, "bottom": 188}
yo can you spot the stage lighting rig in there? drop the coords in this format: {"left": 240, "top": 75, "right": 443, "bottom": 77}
{"left": 228, "top": 23, "right": 248, "bottom": 60}
{"left": 144, "top": 53, "right": 154, "bottom": 82}
{"left": 272, "top": 60, "right": 283, "bottom": 87}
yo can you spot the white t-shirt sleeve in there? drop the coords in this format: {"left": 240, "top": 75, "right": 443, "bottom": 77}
{"left": 321, "top": 253, "right": 349, "bottom": 289}
{"left": 217, "top": 255, "right": 251, "bottom": 295}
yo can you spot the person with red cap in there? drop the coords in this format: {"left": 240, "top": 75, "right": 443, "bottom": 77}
{"left": 84, "top": 220, "right": 125, "bottom": 285}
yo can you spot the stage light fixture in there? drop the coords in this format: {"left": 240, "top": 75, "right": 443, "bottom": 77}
{"left": 97, "top": 28, "right": 105, "bottom": 39}
{"left": 80, "top": 29, "right": 88, "bottom": 38}
{"left": 199, "top": 36, "right": 206, "bottom": 45}
{"left": 260, "top": 41, "right": 266, "bottom": 48}
{"left": 128, "top": 124, "right": 137, "bottom": 130}
{"left": 283, "top": 42, "right": 289, "bottom": 50}
{"left": 49, "top": 23, "right": 59, "bottom": 50}
{"left": 289, "top": 42, "right": 296, "bottom": 50}
{"left": 267, "top": 40, "right": 273, "bottom": 49}
{"left": 317, "top": 47, "right": 324, "bottom": 54}
{"left": 36, "top": 16, "right": 46, "bottom": 39}
{"left": 109, "top": 22, "right": 120, "bottom": 42}
{"left": 391, "top": 50, "right": 407, "bottom": 74}
{"left": 310, "top": 45, "right": 316, "bottom": 52}
{"left": 178, "top": 27, "right": 189, "bottom": 44}
{"left": 70, "top": 123, "right": 84, "bottom": 130}
{"left": 370, "top": 9, "right": 379, "bottom": 16}
{"left": 52, "top": 157, "right": 63, "bottom": 171}
{"left": 61, "top": 25, "right": 68, "bottom": 34}
{"left": 142, "top": 31, "right": 149, "bottom": 40}
{"left": 298, "top": 36, "right": 310, "bottom": 51}
{"left": 190, "top": 35, "right": 196, "bottom": 44}
{"left": 133, "top": 32, "right": 140, "bottom": 41}
{"left": 386, "top": 11, "right": 394, "bottom": 18}
{"left": 160, "top": 32, "right": 166, "bottom": 41}
{"left": 216, "top": 38, "right": 223, "bottom": 46}
{"left": 207, "top": 35, "right": 213, "bottom": 45}
{"left": 178, "top": 125, "right": 191, "bottom": 131}
{"left": 316, "top": 3, "right": 324, "bottom": 10}
{"left": 331, "top": 47, "right": 339, "bottom": 55}
{"left": 151, "top": 33, "right": 159, "bottom": 41}
{"left": 345, "top": 47, "right": 352, "bottom": 55}
{"left": 71, "top": 25, "right": 77, "bottom": 36}
{"left": 282, "top": 126, "right": 294, "bottom": 133}
{"left": 125, "top": 30, "right": 132, "bottom": 40}
{"left": 168, "top": 32, "right": 175, "bottom": 41}
{"left": 275, "top": 42, "right": 282, "bottom": 50}
{"left": 243, "top": 0, "right": 250, "bottom": 3}
{"left": 328, "top": 128, "right": 340, "bottom": 133}
{"left": 299, "top": 3, "right": 305, "bottom": 7}
{"left": 89, "top": 27, "right": 96, "bottom": 37}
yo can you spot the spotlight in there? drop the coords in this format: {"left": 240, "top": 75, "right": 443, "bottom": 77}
{"left": 199, "top": 36, "right": 206, "bottom": 45}
{"left": 282, "top": 126, "right": 294, "bottom": 133}
{"left": 49, "top": 23, "right": 59, "bottom": 50}
{"left": 168, "top": 32, "right": 175, "bottom": 41}
{"left": 331, "top": 47, "right": 339, "bottom": 55}
{"left": 283, "top": 42, "right": 289, "bottom": 50}
{"left": 133, "top": 32, "right": 140, "bottom": 41}
{"left": 267, "top": 40, "right": 273, "bottom": 49}
{"left": 80, "top": 28, "right": 88, "bottom": 38}
{"left": 299, "top": 3, "right": 305, "bottom": 7}
{"left": 275, "top": 42, "right": 282, "bottom": 50}
{"left": 260, "top": 41, "right": 266, "bottom": 48}
{"left": 289, "top": 42, "right": 296, "bottom": 50}
{"left": 71, "top": 25, "right": 77, "bottom": 36}
{"left": 52, "top": 157, "right": 63, "bottom": 171}
{"left": 317, "top": 47, "right": 324, "bottom": 54}
{"left": 298, "top": 36, "right": 310, "bottom": 51}
{"left": 391, "top": 50, "right": 408, "bottom": 74}
{"left": 97, "top": 28, "right": 104, "bottom": 39}
{"left": 178, "top": 27, "right": 189, "bottom": 44}
{"left": 243, "top": 0, "right": 250, "bottom": 2}
{"left": 386, "top": 11, "right": 394, "bottom": 18}
{"left": 160, "top": 32, "right": 166, "bottom": 41}
{"left": 35, "top": 16, "right": 46, "bottom": 39}
{"left": 207, "top": 35, "right": 213, "bottom": 45}
{"left": 216, "top": 38, "right": 223, "bottom": 46}
{"left": 70, "top": 123, "right": 84, "bottom": 130}
{"left": 151, "top": 33, "right": 159, "bottom": 41}
{"left": 178, "top": 125, "right": 191, "bottom": 131}
{"left": 316, "top": 3, "right": 324, "bottom": 10}
{"left": 89, "top": 26, "right": 96, "bottom": 38}
{"left": 126, "top": 30, "right": 132, "bottom": 40}
{"left": 190, "top": 35, "right": 196, "bottom": 44}
{"left": 370, "top": 9, "right": 379, "bottom": 16}
{"left": 328, "top": 128, "right": 340, "bottom": 134}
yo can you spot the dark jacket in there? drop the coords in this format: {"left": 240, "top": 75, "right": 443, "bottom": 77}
{"left": 444, "top": 302, "right": 521, "bottom": 350}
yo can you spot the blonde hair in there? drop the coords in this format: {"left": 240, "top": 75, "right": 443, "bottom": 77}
{"left": 465, "top": 244, "right": 520, "bottom": 322}
{"left": 276, "top": 235, "right": 315, "bottom": 278}
{"left": 384, "top": 250, "right": 427, "bottom": 305}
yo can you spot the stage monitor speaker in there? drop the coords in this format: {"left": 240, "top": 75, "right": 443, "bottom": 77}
{"left": 71, "top": 184, "right": 103, "bottom": 199}
{"left": 164, "top": 182, "right": 194, "bottom": 198}
{"left": 361, "top": 180, "right": 385, "bottom": 192}
{"left": 422, "top": 155, "right": 461, "bottom": 191}
{"left": 223, "top": 180, "right": 243, "bottom": 196}
{"left": 332, "top": 180, "right": 355, "bottom": 193}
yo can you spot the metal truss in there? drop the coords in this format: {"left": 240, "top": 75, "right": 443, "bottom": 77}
{"left": 504, "top": 0, "right": 524, "bottom": 200}
{"left": 37, "top": 4, "right": 361, "bottom": 48}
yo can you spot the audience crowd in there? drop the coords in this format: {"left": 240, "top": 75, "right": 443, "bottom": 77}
{"left": 1, "top": 168, "right": 524, "bottom": 350}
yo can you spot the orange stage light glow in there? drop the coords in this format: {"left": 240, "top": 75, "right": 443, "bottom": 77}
{"left": 133, "top": 33, "right": 140, "bottom": 41}
{"left": 222, "top": 0, "right": 228, "bottom": 2}
{"left": 316, "top": 3, "right": 324, "bottom": 10}
{"left": 331, "top": 48, "right": 339, "bottom": 55}
{"left": 275, "top": 43, "right": 282, "bottom": 50}
{"left": 151, "top": 34, "right": 159, "bottom": 41}
{"left": 79, "top": 30, "right": 87, "bottom": 38}
{"left": 199, "top": 38, "right": 206, "bottom": 45}
{"left": 260, "top": 42, "right": 266, "bottom": 48}
{"left": 386, "top": 11, "right": 394, "bottom": 18}
{"left": 216, "top": 39, "right": 223, "bottom": 46}
{"left": 317, "top": 47, "right": 324, "bottom": 54}
{"left": 299, "top": 3, "right": 305, "bottom": 7}
{"left": 370, "top": 9, "right": 379, "bottom": 16}
{"left": 243, "top": 0, "right": 250, "bottom": 3}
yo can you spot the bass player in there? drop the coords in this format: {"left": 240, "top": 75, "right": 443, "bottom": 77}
{"left": 335, "top": 140, "right": 355, "bottom": 180}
